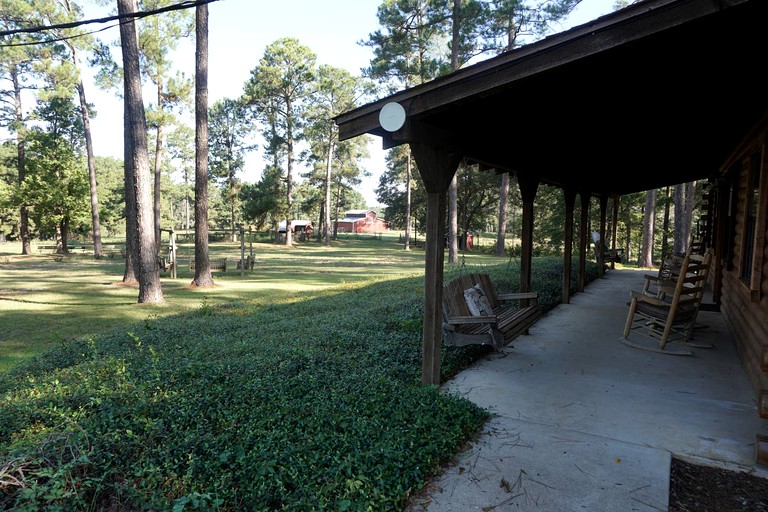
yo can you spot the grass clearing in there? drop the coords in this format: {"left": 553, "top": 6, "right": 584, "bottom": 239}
{"left": 0, "top": 235, "right": 431, "bottom": 372}
{"left": 0, "top": 234, "right": 599, "bottom": 510}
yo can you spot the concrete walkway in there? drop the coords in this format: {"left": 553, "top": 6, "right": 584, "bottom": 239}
{"left": 412, "top": 268, "right": 768, "bottom": 511}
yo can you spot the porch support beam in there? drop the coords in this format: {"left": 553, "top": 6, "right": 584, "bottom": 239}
{"left": 517, "top": 173, "right": 539, "bottom": 295}
{"left": 410, "top": 142, "right": 462, "bottom": 385}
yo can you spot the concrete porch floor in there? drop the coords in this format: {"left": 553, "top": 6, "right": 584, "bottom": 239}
{"left": 418, "top": 268, "right": 768, "bottom": 511}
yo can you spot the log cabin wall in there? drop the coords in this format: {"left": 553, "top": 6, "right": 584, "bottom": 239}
{"left": 718, "top": 120, "right": 768, "bottom": 423}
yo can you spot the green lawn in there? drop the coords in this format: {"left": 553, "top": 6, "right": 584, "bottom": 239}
{"left": 0, "top": 234, "right": 433, "bottom": 372}
{"left": 0, "top": 234, "right": 599, "bottom": 511}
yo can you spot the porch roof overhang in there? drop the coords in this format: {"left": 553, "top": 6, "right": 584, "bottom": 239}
{"left": 335, "top": 0, "right": 768, "bottom": 198}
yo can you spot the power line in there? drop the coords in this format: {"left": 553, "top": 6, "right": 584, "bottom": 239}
{"left": 0, "top": 0, "right": 220, "bottom": 38}
{"left": 0, "top": 23, "right": 118, "bottom": 49}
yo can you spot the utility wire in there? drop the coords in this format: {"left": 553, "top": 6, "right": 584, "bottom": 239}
{"left": 0, "top": 23, "right": 118, "bottom": 48}
{"left": 0, "top": 0, "right": 220, "bottom": 38}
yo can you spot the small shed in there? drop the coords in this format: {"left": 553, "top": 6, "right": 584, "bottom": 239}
{"left": 335, "top": 210, "right": 389, "bottom": 234}
{"left": 278, "top": 220, "right": 314, "bottom": 240}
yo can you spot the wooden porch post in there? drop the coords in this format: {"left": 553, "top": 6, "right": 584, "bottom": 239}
{"left": 410, "top": 143, "right": 461, "bottom": 385}
{"left": 422, "top": 190, "right": 447, "bottom": 385}
{"left": 562, "top": 187, "right": 577, "bottom": 304}
{"left": 611, "top": 196, "right": 620, "bottom": 257}
{"left": 578, "top": 192, "right": 590, "bottom": 292}
{"left": 517, "top": 173, "right": 539, "bottom": 294}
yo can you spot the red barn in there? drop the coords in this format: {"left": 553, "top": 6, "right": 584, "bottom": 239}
{"left": 335, "top": 210, "right": 389, "bottom": 234}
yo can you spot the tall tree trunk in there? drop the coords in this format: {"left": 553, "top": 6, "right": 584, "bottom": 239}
{"left": 684, "top": 180, "right": 696, "bottom": 246}
{"left": 77, "top": 78, "right": 104, "bottom": 258}
{"left": 448, "top": 174, "right": 458, "bottom": 262}
{"left": 118, "top": 0, "right": 163, "bottom": 303}
{"left": 639, "top": 189, "right": 656, "bottom": 268}
{"left": 285, "top": 105, "right": 294, "bottom": 247}
{"left": 192, "top": 1, "right": 213, "bottom": 287}
{"left": 495, "top": 172, "right": 510, "bottom": 257}
{"left": 333, "top": 183, "right": 341, "bottom": 240}
{"left": 324, "top": 130, "right": 333, "bottom": 246}
{"left": 673, "top": 184, "right": 685, "bottom": 254}
{"left": 404, "top": 151, "right": 412, "bottom": 250}
{"left": 661, "top": 186, "right": 671, "bottom": 259}
{"left": 272, "top": 149, "right": 281, "bottom": 243}
{"left": 317, "top": 201, "right": 324, "bottom": 241}
{"left": 184, "top": 172, "right": 190, "bottom": 229}
{"left": 229, "top": 179, "right": 236, "bottom": 242}
{"left": 153, "top": 96, "right": 164, "bottom": 251}
{"left": 64, "top": 0, "right": 103, "bottom": 258}
{"left": 123, "top": 94, "right": 138, "bottom": 283}
{"left": 446, "top": 0, "right": 461, "bottom": 263}
{"left": 55, "top": 222, "right": 63, "bottom": 253}
{"left": 61, "top": 216, "right": 70, "bottom": 255}
{"left": 624, "top": 205, "right": 634, "bottom": 264}
{"left": 12, "top": 70, "right": 31, "bottom": 255}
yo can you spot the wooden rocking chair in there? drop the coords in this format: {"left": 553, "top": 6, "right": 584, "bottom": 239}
{"left": 620, "top": 248, "right": 713, "bottom": 355}
{"left": 641, "top": 251, "right": 685, "bottom": 299}
{"left": 642, "top": 248, "right": 711, "bottom": 301}
{"left": 641, "top": 236, "right": 709, "bottom": 298}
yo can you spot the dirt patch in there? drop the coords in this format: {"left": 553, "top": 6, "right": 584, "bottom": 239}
{"left": 112, "top": 280, "right": 138, "bottom": 287}
{"left": 669, "top": 457, "right": 768, "bottom": 511}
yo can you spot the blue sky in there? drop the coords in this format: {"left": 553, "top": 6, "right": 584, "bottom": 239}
{"left": 80, "top": 0, "right": 616, "bottom": 206}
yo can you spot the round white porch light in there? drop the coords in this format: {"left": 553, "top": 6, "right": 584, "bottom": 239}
{"left": 379, "top": 102, "right": 406, "bottom": 132}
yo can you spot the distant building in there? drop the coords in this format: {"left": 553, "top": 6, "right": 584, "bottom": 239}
{"left": 278, "top": 220, "right": 314, "bottom": 240}
{"left": 335, "top": 210, "right": 389, "bottom": 234}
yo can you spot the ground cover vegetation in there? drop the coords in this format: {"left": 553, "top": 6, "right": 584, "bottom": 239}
{"left": 0, "top": 236, "right": 600, "bottom": 510}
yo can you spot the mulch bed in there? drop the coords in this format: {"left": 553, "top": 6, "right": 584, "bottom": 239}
{"left": 669, "top": 457, "right": 768, "bottom": 511}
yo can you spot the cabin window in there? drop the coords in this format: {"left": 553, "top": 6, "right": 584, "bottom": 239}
{"left": 740, "top": 146, "right": 766, "bottom": 299}
{"left": 724, "top": 167, "right": 739, "bottom": 272}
